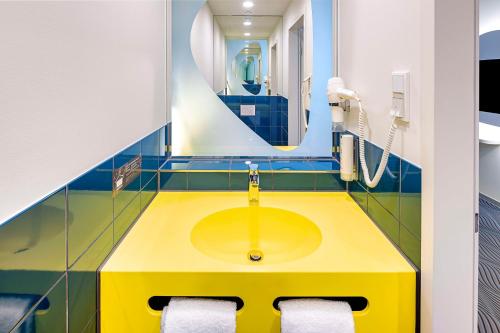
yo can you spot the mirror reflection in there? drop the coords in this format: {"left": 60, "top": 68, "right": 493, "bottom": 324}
{"left": 192, "top": 0, "right": 317, "bottom": 150}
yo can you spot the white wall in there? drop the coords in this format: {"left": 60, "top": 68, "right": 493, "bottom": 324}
{"left": 480, "top": 0, "right": 500, "bottom": 34}
{"left": 191, "top": 3, "right": 214, "bottom": 87}
{"left": 213, "top": 18, "right": 226, "bottom": 93}
{"left": 269, "top": 0, "right": 313, "bottom": 98}
{"left": 191, "top": 3, "right": 225, "bottom": 92}
{"left": 339, "top": 0, "right": 477, "bottom": 331}
{"left": 339, "top": 0, "right": 421, "bottom": 165}
{"left": 0, "top": 1, "right": 166, "bottom": 224}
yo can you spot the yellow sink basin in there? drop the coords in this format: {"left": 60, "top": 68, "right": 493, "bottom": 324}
{"left": 191, "top": 206, "right": 322, "bottom": 264}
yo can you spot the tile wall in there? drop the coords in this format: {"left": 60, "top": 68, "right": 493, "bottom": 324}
{"left": 0, "top": 126, "right": 167, "bottom": 333}
{"left": 218, "top": 95, "right": 289, "bottom": 146}
{"left": 348, "top": 136, "right": 422, "bottom": 268}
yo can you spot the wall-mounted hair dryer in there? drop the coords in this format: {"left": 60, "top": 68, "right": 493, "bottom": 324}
{"left": 329, "top": 76, "right": 406, "bottom": 188}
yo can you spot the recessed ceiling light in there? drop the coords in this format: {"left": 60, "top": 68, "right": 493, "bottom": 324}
{"left": 243, "top": 18, "right": 252, "bottom": 26}
{"left": 244, "top": 32, "right": 251, "bottom": 37}
{"left": 243, "top": 1, "right": 254, "bottom": 9}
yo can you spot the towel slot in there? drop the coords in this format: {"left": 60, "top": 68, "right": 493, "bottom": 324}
{"left": 273, "top": 297, "right": 368, "bottom": 312}
{"left": 148, "top": 296, "right": 244, "bottom": 311}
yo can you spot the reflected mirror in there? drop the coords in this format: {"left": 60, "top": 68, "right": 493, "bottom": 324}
{"left": 191, "top": 0, "right": 315, "bottom": 149}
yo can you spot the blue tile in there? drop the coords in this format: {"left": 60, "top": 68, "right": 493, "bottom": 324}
{"left": 114, "top": 194, "right": 140, "bottom": 243}
{"left": 188, "top": 160, "right": 231, "bottom": 170}
{"left": 230, "top": 159, "right": 272, "bottom": 171}
{"left": 68, "top": 159, "right": 113, "bottom": 266}
{"left": 225, "top": 95, "right": 241, "bottom": 104}
{"left": 308, "top": 160, "right": 340, "bottom": 172}
{"left": 400, "top": 160, "right": 422, "bottom": 238}
{"left": 316, "top": 174, "right": 346, "bottom": 191}
{"left": 161, "top": 160, "right": 191, "bottom": 171}
{"left": 271, "top": 112, "right": 282, "bottom": 127}
{"left": 349, "top": 181, "right": 368, "bottom": 211}
{"left": 270, "top": 160, "right": 314, "bottom": 171}
{"left": 141, "top": 174, "right": 158, "bottom": 210}
{"left": 241, "top": 96, "right": 256, "bottom": 104}
{"left": 367, "top": 194, "right": 399, "bottom": 245}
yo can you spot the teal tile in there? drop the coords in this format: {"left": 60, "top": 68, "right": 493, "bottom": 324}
{"left": 141, "top": 174, "right": 158, "bottom": 210}
{"left": 367, "top": 194, "right": 399, "bottom": 245}
{"left": 349, "top": 181, "right": 368, "bottom": 211}
{"left": 259, "top": 173, "right": 274, "bottom": 191}
{"left": 399, "top": 225, "right": 421, "bottom": 268}
{"left": 81, "top": 312, "right": 97, "bottom": 333}
{"left": 13, "top": 277, "right": 66, "bottom": 333}
{"left": 229, "top": 172, "right": 248, "bottom": 191}
{"left": 68, "top": 224, "right": 112, "bottom": 333}
{"left": 159, "top": 172, "right": 187, "bottom": 191}
{"left": 114, "top": 195, "right": 141, "bottom": 244}
{"left": 315, "top": 174, "right": 346, "bottom": 191}
{"left": 0, "top": 189, "right": 66, "bottom": 332}
{"left": 273, "top": 173, "right": 315, "bottom": 191}
{"left": 187, "top": 172, "right": 230, "bottom": 190}
{"left": 401, "top": 161, "right": 422, "bottom": 239}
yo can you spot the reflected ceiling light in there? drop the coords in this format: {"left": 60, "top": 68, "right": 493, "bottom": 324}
{"left": 244, "top": 32, "right": 251, "bottom": 37}
{"left": 242, "top": 1, "right": 254, "bottom": 9}
{"left": 243, "top": 18, "right": 252, "bottom": 26}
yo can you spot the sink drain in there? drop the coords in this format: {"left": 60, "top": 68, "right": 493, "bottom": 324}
{"left": 248, "top": 250, "right": 263, "bottom": 262}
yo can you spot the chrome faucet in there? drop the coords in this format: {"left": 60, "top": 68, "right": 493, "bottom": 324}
{"left": 246, "top": 161, "right": 260, "bottom": 204}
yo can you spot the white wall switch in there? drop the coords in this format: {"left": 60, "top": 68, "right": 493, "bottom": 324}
{"left": 391, "top": 71, "right": 410, "bottom": 122}
{"left": 240, "top": 104, "right": 256, "bottom": 116}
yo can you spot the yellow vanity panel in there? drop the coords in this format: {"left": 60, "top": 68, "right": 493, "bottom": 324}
{"left": 101, "top": 192, "right": 416, "bottom": 332}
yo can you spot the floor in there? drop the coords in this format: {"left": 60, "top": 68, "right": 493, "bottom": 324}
{"left": 478, "top": 195, "right": 500, "bottom": 332}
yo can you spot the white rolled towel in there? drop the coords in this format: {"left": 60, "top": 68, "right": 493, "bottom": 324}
{"left": 161, "top": 297, "right": 236, "bottom": 333}
{"left": 279, "top": 299, "right": 355, "bottom": 333}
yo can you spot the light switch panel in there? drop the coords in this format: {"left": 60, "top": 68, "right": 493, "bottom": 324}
{"left": 391, "top": 71, "right": 410, "bottom": 122}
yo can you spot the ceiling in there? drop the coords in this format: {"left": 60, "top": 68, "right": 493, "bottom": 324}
{"left": 207, "top": 0, "right": 291, "bottom": 16}
{"left": 215, "top": 15, "right": 282, "bottom": 39}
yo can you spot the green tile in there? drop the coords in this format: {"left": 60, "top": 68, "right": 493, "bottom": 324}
{"left": 68, "top": 189, "right": 113, "bottom": 266}
{"left": 259, "top": 173, "right": 274, "bottom": 191}
{"left": 367, "top": 194, "right": 400, "bottom": 245}
{"left": 315, "top": 173, "right": 346, "bottom": 191}
{"left": 159, "top": 172, "right": 187, "bottom": 191}
{"left": 69, "top": 224, "right": 113, "bottom": 333}
{"left": 349, "top": 181, "right": 368, "bottom": 212}
{"left": 81, "top": 312, "right": 97, "bottom": 333}
{"left": 187, "top": 172, "right": 230, "bottom": 190}
{"left": 141, "top": 174, "right": 158, "bottom": 210}
{"left": 114, "top": 195, "right": 141, "bottom": 244}
{"left": 272, "top": 173, "right": 315, "bottom": 191}
{"left": 0, "top": 189, "right": 66, "bottom": 332}
{"left": 370, "top": 191, "right": 400, "bottom": 220}
{"left": 229, "top": 172, "right": 248, "bottom": 191}
{"left": 400, "top": 193, "right": 421, "bottom": 239}
{"left": 399, "top": 225, "right": 421, "bottom": 268}
{"left": 14, "top": 277, "right": 67, "bottom": 333}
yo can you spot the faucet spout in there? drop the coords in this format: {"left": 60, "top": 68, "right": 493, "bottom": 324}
{"left": 246, "top": 162, "right": 260, "bottom": 205}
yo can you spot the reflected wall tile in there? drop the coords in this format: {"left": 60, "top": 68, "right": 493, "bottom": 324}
{"left": 68, "top": 159, "right": 113, "bottom": 266}
{"left": 188, "top": 172, "right": 230, "bottom": 191}
{"left": 159, "top": 172, "right": 188, "bottom": 191}
{"left": 0, "top": 189, "right": 66, "bottom": 325}
{"left": 400, "top": 160, "right": 422, "bottom": 238}
{"left": 69, "top": 224, "right": 112, "bottom": 333}
{"left": 113, "top": 141, "right": 141, "bottom": 216}
{"left": 316, "top": 174, "right": 346, "bottom": 191}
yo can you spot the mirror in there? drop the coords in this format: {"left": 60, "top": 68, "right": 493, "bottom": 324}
{"left": 191, "top": 1, "right": 315, "bottom": 148}
{"left": 174, "top": 0, "right": 333, "bottom": 157}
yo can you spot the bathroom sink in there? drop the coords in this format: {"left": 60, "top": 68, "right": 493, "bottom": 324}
{"left": 191, "top": 206, "right": 322, "bottom": 264}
